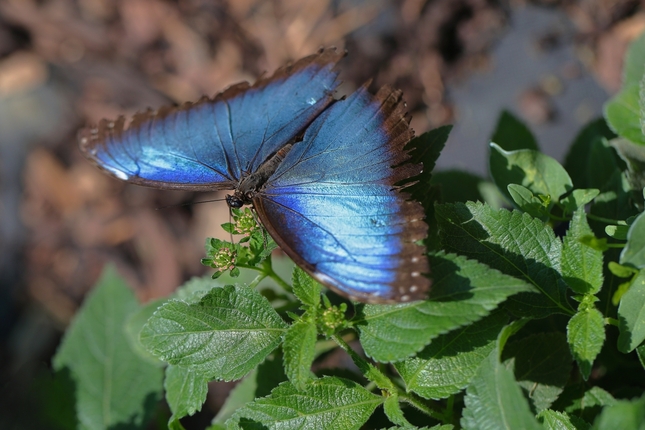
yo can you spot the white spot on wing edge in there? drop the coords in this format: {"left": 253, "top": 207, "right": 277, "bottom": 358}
{"left": 105, "top": 165, "right": 129, "bottom": 180}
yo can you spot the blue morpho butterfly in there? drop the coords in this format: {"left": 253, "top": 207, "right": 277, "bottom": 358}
{"left": 78, "top": 48, "right": 430, "bottom": 303}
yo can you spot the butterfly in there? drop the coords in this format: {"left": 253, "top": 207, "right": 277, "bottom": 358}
{"left": 78, "top": 48, "right": 430, "bottom": 304}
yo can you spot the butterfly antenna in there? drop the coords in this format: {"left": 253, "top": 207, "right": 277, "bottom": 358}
{"left": 155, "top": 197, "right": 227, "bottom": 211}
{"left": 228, "top": 208, "right": 234, "bottom": 244}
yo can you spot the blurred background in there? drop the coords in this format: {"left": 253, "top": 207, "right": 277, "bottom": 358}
{"left": 0, "top": 0, "right": 643, "bottom": 427}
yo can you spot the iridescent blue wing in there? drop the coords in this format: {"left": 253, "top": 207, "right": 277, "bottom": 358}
{"left": 78, "top": 49, "right": 344, "bottom": 191}
{"left": 254, "top": 86, "right": 430, "bottom": 303}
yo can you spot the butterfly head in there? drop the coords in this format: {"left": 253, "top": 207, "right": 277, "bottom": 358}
{"left": 225, "top": 190, "right": 255, "bottom": 209}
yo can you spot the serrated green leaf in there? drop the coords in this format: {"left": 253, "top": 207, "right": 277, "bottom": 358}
{"left": 291, "top": 267, "right": 320, "bottom": 308}
{"left": 140, "top": 285, "right": 288, "bottom": 381}
{"left": 396, "top": 311, "right": 507, "bottom": 399}
{"left": 491, "top": 110, "right": 539, "bottom": 151}
{"left": 165, "top": 364, "right": 208, "bottom": 425}
{"left": 213, "top": 356, "right": 286, "bottom": 424}
{"left": 591, "top": 394, "right": 645, "bottom": 430}
{"left": 226, "top": 377, "right": 383, "bottom": 429}
{"left": 436, "top": 201, "right": 573, "bottom": 317}
{"left": 331, "top": 335, "right": 395, "bottom": 392}
{"left": 618, "top": 270, "right": 645, "bottom": 352}
{"left": 356, "top": 252, "right": 533, "bottom": 362}
{"left": 503, "top": 332, "right": 572, "bottom": 412}
{"left": 560, "top": 189, "right": 600, "bottom": 213}
{"left": 605, "top": 85, "right": 645, "bottom": 145}
{"left": 507, "top": 184, "right": 550, "bottom": 219}
{"left": 283, "top": 319, "right": 317, "bottom": 390}
{"left": 564, "top": 118, "right": 615, "bottom": 189}
{"left": 562, "top": 208, "right": 604, "bottom": 294}
{"left": 383, "top": 394, "right": 413, "bottom": 428}
{"left": 53, "top": 266, "right": 163, "bottom": 430}
{"left": 539, "top": 409, "right": 590, "bottom": 430}
{"left": 489, "top": 143, "right": 573, "bottom": 205}
{"left": 461, "top": 348, "right": 541, "bottom": 430}
{"left": 621, "top": 212, "right": 645, "bottom": 268}
{"left": 567, "top": 306, "right": 605, "bottom": 381}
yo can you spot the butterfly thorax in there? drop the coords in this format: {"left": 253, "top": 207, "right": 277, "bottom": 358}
{"left": 226, "top": 141, "right": 296, "bottom": 209}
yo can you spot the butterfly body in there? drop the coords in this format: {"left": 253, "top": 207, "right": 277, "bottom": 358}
{"left": 79, "top": 48, "right": 430, "bottom": 303}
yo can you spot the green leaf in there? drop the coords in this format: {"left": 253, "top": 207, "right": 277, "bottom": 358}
{"left": 587, "top": 138, "right": 621, "bottom": 191}
{"left": 609, "top": 261, "right": 639, "bottom": 278}
{"left": 610, "top": 138, "right": 645, "bottom": 197}
{"left": 605, "top": 224, "right": 630, "bottom": 240}
{"left": 291, "top": 267, "right": 320, "bottom": 308}
{"left": 396, "top": 311, "right": 508, "bottom": 399}
{"left": 562, "top": 208, "right": 604, "bottom": 294}
{"left": 174, "top": 276, "right": 221, "bottom": 303}
{"left": 436, "top": 202, "right": 573, "bottom": 317}
{"left": 539, "top": 409, "right": 590, "bottom": 430}
{"left": 617, "top": 270, "right": 645, "bottom": 352}
{"left": 383, "top": 394, "right": 414, "bottom": 428}
{"left": 560, "top": 189, "right": 600, "bottom": 213}
{"left": 503, "top": 332, "right": 572, "bottom": 412}
{"left": 431, "top": 170, "right": 488, "bottom": 204}
{"left": 637, "top": 343, "right": 645, "bottom": 369}
{"left": 563, "top": 118, "right": 615, "bottom": 189}
{"left": 489, "top": 143, "right": 573, "bottom": 205}
{"left": 213, "top": 356, "right": 286, "bottom": 424}
{"left": 491, "top": 110, "right": 539, "bottom": 151}
{"left": 356, "top": 252, "right": 533, "bottom": 362}
{"left": 461, "top": 348, "right": 541, "bottom": 430}
{"left": 622, "top": 31, "right": 645, "bottom": 87}
{"left": 507, "top": 184, "right": 550, "bottom": 220}
{"left": 590, "top": 169, "right": 637, "bottom": 223}
{"left": 125, "top": 298, "right": 166, "bottom": 364}
{"left": 283, "top": 319, "right": 317, "bottom": 390}
{"left": 53, "top": 266, "right": 163, "bottom": 430}
{"left": 567, "top": 304, "right": 605, "bottom": 381}
{"left": 621, "top": 212, "right": 645, "bottom": 268}
{"left": 555, "top": 385, "right": 616, "bottom": 424}
{"left": 165, "top": 365, "right": 208, "bottom": 425}
{"left": 140, "top": 285, "right": 288, "bottom": 381}
{"left": 226, "top": 377, "right": 383, "bottom": 429}
{"left": 605, "top": 85, "right": 645, "bottom": 145}
{"left": 401, "top": 126, "right": 451, "bottom": 211}
{"left": 591, "top": 394, "right": 645, "bottom": 430}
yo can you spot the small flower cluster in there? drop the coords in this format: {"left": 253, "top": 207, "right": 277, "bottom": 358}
{"left": 320, "top": 302, "right": 347, "bottom": 337}
{"left": 212, "top": 246, "right": 236, "bottom": 272}
{"left": 231, "top": 208, "right": 257, "bottom": 237}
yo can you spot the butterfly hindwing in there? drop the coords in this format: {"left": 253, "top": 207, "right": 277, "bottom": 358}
{"left": 254, "top": 86, "right": 430, "bottom": 303}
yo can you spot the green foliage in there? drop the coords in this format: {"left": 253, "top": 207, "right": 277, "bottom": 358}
{"left": 53, "top": 266, "right": 164, "bottom": 430}
{"left": 54, "top": 34, "right": 645, "bottom": 429}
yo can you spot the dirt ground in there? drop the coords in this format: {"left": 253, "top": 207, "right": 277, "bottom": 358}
{"left": 0, "top": 0, "right": 642, "bottom": 425}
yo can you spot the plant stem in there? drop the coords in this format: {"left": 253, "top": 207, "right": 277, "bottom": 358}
{"left": 587, "top": 213, "right": 624, "bottom": 224}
